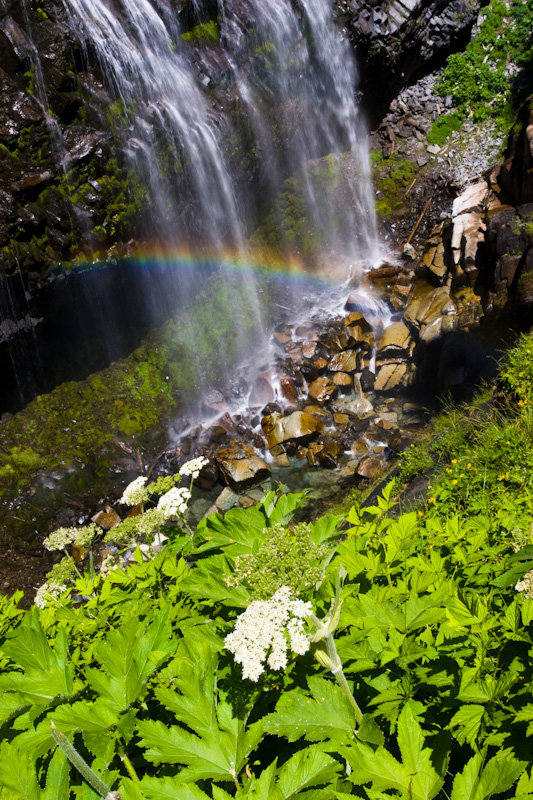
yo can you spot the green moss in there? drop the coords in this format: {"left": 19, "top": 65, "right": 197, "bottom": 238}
{"left": 427, "top": 111, "right": 465, "bottom": 146}
{"left": 371, "top": 150, "right": 417, "bottom": 220}
{"left": 181, "top": 20, "right": 219, "bottom": 42}
{"left": 0, "top": 339, "right": 176, "bottom": 495}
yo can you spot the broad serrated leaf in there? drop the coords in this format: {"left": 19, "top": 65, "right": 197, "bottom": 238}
{"left": 449, "top": 704, "right": 485, "bottom": 745}
{"left": 140, "top": 776, "right": 210, "bottom": 800}
{"left": 155, "top": 640, "right": 217, "bottom": 737}
{"left": 451, "top": 750, "right": 525, "bottom": 800}
{"left": 277, "top": 746, "right": 339, "bottom": 798}
{"left": 476, "top": 753, "right": 526, "bottom": 799}
{"left": 342, "top": 739, "right": 411, "bottom": 794}
{"left": 265, "top": 676, "right": 356, "bottom": 744}
{"left": 0, "top": 741, "right": 40, "bottom": 800}
{"left": 397, "top": 702, "right": 446, "bottom": 800}
{"left": 1, "top": 609, "right": 53, "bottom": 673}
{"left": 42, "top": 749, "right": 69, "bottom": 800}
{"left": 246, "top": 761, "right": 281, "bottom": 800}
{"left": 119, "top": 778, "right": 146, "bottom": 800}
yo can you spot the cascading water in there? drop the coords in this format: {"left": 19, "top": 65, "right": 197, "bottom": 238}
{"left": 0, "top": 0, "right": 386, "bottom": 415}
{"left": 60, "top": 0, "right": 381, "bottom": 267}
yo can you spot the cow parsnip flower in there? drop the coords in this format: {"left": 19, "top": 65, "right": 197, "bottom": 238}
{"left": 119, "top": 476, "right": 149, "bottom": 506}
{"left": 179, "top": 456, "right": 209, "bottom": 480}
{"left": 224, "top": 586, "right": 312, "bottom": 681}
{"left": 43, "top": 527, "right": 78, "bottom": 551}
{"left": 158, "top": 487, "right": 191, "bottom": 518}
{"left": 516, "top": 569, "right": 533, "bottom": 599}
{"left": 34, "top": 581, "right": 68, "bottom": 609}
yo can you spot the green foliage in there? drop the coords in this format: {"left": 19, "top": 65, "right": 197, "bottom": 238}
{"left": 437, "top": 0, "right": 533, "bottom": 123}
{"left": 370, "top": 151, "right": 417, "bottom": 219}
{"left": 228, "top": 522, "right": 333, "bottom": 599}
{"left": 427, "top": 111, "right": 464, "bottom": 146}
{"left": 6, "top": 334, "right": 533, "bottom": 797}
{"left": 181, "top": 21, "right": 219, "bottom": 43}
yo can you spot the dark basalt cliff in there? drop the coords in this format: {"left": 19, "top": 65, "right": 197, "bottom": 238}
{"left": 0, "top": 0, "right": 482, "bottom": 286}
{"left": 338, "top": 0, "right": 479, "bottom": 126}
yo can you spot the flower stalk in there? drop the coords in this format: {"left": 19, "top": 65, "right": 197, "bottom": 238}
{"left": 51, "top": 722, "right": 122, "bottom": 799}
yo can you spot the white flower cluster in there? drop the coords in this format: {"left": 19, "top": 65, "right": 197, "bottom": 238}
{"left": 34, "top": 581, "right": 67, "bottom": 609}
{"left": 157, "top": 487, "right": 191, "bottom": 518}
{"left": 43, "top": 527, "right": 78, "bottom": 551}
{"left": 99, "top": 553, "right": 121, "bottom": 578}
{"left": 120, "top": 476, "right": 148, "bottom": 506}
{"left": 516, "top": 569, "right": 533, "bottom": 599}
{"left": 179, "top": 456, "right": 209, "bottom": 480}
{"left": 224, "top": 586, "right": 312, "bottom": 681}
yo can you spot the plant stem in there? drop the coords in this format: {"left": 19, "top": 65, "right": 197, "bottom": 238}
{"left": 120, "top": 751, "right": 139, "bottom": 782}
{"left": 325, "top": 634, "right": 363, "bottom": 725}
{"left": 231, "top": 770, "right": 243, "bottom": 796}
{"left": 89, "top": 549, "right": 94, "bottom": 582}
{"left": 51, "top": 722, "right": 118, "bottom": 799}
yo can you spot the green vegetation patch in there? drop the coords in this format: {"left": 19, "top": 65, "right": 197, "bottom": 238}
{"left": 4, "top": 326, "right": 533, "bottom": 796}
{"left": 181, "top": 20, "right": 219, "bottom": 42}
{"left": 427, "top": 110, "right": 464, "bottom": 146}
{"left": 370, "top": 150, "right": 418, "bottom": 219}
{"left": 0, "top": 338, "right": 176, "bottom": 495}
{"left": 437, "top": 0, "right": 533, "bottom": 124}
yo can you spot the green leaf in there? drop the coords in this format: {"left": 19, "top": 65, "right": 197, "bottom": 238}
{"left": 155, "top": 640, "right": 216, "bottom": 737}
{"left": 42, "top": 749, "right": 69, "bottom": 800}
{"left": 277, "top": 747, "right": 339, "bottom": 798}
{"left": 1, "top": 609, "right": 53, "bottom": 672}
{"left": 140, "top": 776, "right": 210, "bottom": 800}
{"left": 342, "top": 739, "right": 410, "bottom": 795}
{"left": 449, "top": 704, "right": 485, "bottom": 745}
{"left": 0, "top": 742, "right": 40, "bottom": 800}
{"left": 119, "top": 778, "right": 146, "bottom": 800}
{"left": 451, "top": 751, "right": 526, "bottom": 800}
{"left": 397, "top": 702, "right": 446, "bottom": 799}
{"left": 265, "top": 676, "right": 356, "bottom": 743}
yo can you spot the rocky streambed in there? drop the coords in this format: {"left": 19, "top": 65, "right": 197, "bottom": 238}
{"left": 2, "top": 61, "right": 533, "bottom": 603}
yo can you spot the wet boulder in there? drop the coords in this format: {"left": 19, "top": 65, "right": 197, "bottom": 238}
{"left": 329, "top": 350, "right": 358, "bottom": 373}
{"left": 308, "top": 376, "right": 337, "bottom": 404}
{"left": 262, "top": 410, "right": 323, "bottom": 450}
{"left": 215, "top": 440, "right": 271, "bottom": 490}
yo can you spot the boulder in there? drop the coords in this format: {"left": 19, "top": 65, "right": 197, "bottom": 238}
{"left": 262, "top": 410, "right": 323, "bottom": 450}
{"left": 356, "top": 456, "right": 383, "bottom": 480}
{"left": 377, "top": 322, "right": 413, "bottom": 359}
{"left": 328, "top": 350, "right": 358, "bottom": 373}
{"left": 374, "top": 362, "right": 409, "bottom": 391}
{"left": 308, "top": 376, "right": 337, "bottom": 403}
{"left": 279, "top": 377, "right": 299, "bottom": 404}
{"left": 215, "top": 441, "right": 271, "bottom": 490}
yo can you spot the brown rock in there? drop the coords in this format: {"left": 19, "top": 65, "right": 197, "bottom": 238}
{"left": 356, "top": 456, "right": 382, "bottom": 480}
{"left": 92, "top": 506, "right": 121, "bottom": 530}
{"left": 280, "top": 377, "right": 299, "bottom": 404}
{"left": 333, "top": 373, "right": 352, "bottom": 386}
{"left": 342, "top": 311, "right": 373, "bottom": 332}
{"left": 308, "top": 376, "right": 337, "bottom": 404}
{"left": 377, "top": 322, "right": 413, "bottom": 358}
{"left": 374, "top": 363, "right": 408, "bottom": 391}
{"left": 329, "top": 350, "right": 358, "bottom": 373}
{"left": 262, "top": 410, "right": 324, "bottom": 449}
{"left": 215, "top": 441, "right": 271, "bottom": 489}
{"left": 304, "top": 404, "right": 331, "bottom": 420}
{"left": 274, "top": 331, "right": 292, "bottom": 344}
{"left": 302, "top": 341, "right": 318, "bottom": 359}
{"left": 314, "top": 358, "right": 328, "bottom": 369}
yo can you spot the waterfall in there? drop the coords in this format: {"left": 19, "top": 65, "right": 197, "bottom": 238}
{"left": 60, "top": 0, "right": 380, "bottom": 271}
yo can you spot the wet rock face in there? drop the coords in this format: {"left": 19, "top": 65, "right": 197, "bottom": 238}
{"left": 338, "top": 0, "right": 480, "bottom": 125}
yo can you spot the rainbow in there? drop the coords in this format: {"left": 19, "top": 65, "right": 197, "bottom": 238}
{"left": 55, "top": 241, "right": 356, "bottom": 288}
